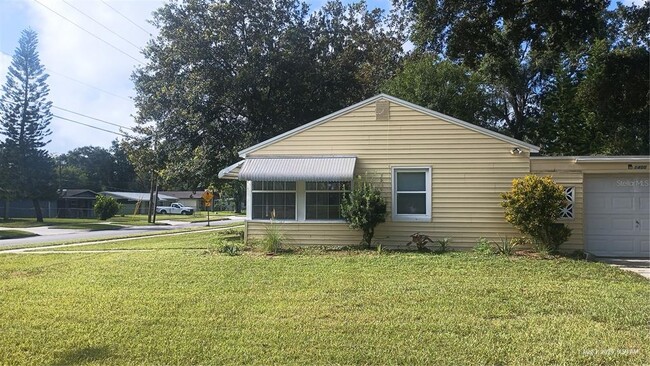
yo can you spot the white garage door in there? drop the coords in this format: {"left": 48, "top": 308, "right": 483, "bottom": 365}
{"left": 584, "top": 175, "right": 649, "bottom": 257}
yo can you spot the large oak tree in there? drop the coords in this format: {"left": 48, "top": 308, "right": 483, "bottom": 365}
{"left": 131, "top": 0, "right": 406, "bottom": 188}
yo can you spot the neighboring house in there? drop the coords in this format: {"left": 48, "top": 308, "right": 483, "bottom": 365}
{"left": 158, "top": 191, "right": 211, "bottom": 210}
{"left": 220, "top": 94, "right": 649, "bottom": 258}
{"left": 57, "top": 189, "right": 98, "bottom": 218}
{"left": 100, "top": 191, "right": 177, "bottom": 215}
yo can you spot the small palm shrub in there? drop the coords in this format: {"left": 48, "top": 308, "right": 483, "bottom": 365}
{"left": 93, "top": 195, "right": 120, "bottom": 220}
{"left": 493, "top": 236, "right": 519, "bottom": 256}
{"left": 436, "top": 237, "right": 451, "bottom": 253}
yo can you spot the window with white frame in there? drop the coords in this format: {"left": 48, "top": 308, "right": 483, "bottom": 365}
{"left": 559, "top": 186, "right": 575, "bottom": 219}
{"left": 392, "top": 167, "right": 431, "bottom": 221}
{"left": 305, "top": 181, "right": 350, "bottom": 220}
{"left": 251, "top": 181, "right": 296, "bottom": 220}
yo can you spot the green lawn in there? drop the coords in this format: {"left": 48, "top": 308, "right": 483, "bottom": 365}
{"left": 48, "top": 230, "right": 242, "bottom": 251}
{"left": 0, "top": 229, "right": 38, "bottom": 240}
{"left": 0, "top": 236, "right": 648, "bottom": 365}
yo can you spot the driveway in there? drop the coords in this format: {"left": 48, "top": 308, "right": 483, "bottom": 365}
{"left": 596, "top": 258, "right": 650, "bottom": 279}
{"left": 0, "top": 216, "right": 245, "bottom": 248}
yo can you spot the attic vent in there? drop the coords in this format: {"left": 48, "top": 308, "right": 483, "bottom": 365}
{"left": 375, "top": 100, "right": 390, "bottom": 120}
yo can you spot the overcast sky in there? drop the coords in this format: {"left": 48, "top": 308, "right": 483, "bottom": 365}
{"left": 0, "top": 0, "right": 641, "bottom": 154}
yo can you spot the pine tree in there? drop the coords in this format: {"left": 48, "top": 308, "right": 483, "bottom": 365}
{"left": 0, "top": 29, "right": 56, "bottom": 222}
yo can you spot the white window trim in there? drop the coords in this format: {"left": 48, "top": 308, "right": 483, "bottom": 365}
{"left": 391, "top": 167, "right": 432, "bottom": 222}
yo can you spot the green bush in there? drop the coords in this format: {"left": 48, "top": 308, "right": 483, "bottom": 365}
{"left": 340, "top": 176, "right": 387, "bottom": 248}
{"left": 436, "top": 237, "right": 451, "bottom": 253}
{"left": 93, "top": 195, "right": 120, "bottom": 220}
{"left": 473, "top": 237, "right": 493, "bottom": 255}
{"left": 501, "top": 175, "right": 571, "bottom": 253}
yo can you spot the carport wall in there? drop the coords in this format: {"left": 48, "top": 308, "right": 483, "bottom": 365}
{"left": 531, "top": 156, "right": 650, "bottom": 256}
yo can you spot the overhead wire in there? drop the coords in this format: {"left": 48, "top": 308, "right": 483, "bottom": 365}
{"left": 53, "top": 114, "right": 129, "bottom": 137}
{"left": 1, "top": 52, "right": 133, "bottom": 102}
{"left": 52, "top": 106, "right": 135, "bottom": 131}
{"left": 31, "top": 0, "right": 144, "bottom": 64}
{"left": 99, "top": 0, "right": 153, "bottom": 36}
{"left": 61, "top": 0, "right": 144, "bottom": 52}
{"left": 46, "top": 68, "right": 131, "bottom": 101}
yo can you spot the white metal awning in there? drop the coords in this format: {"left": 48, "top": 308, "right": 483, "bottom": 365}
{"left": 218, "top": 161, "right": 245, "bottom": 180}
{"left": 237, "top": 157, "right": 356, "bottom": 181}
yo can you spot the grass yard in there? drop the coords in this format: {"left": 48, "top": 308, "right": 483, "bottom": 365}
{"left": 0, "top": 234, "right": 648, "bottom": 365}
{"left": 0, "top": 229, "right": 38, "bottom": 240}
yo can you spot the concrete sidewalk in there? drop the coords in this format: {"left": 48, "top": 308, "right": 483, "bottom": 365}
{"left": 596, "top": 258, "right": 650, "bottom": 279}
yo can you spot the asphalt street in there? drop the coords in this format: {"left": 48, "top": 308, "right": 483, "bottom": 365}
{"left": 0, "top": 216, "right": 245, "bottom": 248}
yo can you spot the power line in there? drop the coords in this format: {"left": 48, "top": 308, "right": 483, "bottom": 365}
{"left": 61, "top": 0, "right": 144, "bottom": 52}
{"left": 53, "top": 114, "right": 128, "bottom": 137}
{"left": 31, "top": 0, "right": 144, "bottom": 64}
{"left": 100, "top": 0, "right": 153, "bottom": 36}
{"left": 46, "top": 68, "right": 131, "bottom": 101}
{"left": 52, "top": 106, "right": 135, "bottom": 131}
{"left": 0, "top": 50, "right": 131, "bottom": 101}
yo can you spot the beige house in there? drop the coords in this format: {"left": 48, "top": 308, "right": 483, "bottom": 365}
{"left": 219, "top": 94, "right": 649, "bottom": 257}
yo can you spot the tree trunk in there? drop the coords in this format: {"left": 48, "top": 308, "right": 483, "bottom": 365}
{"left": 363, "top": 228, "right": 374, "bottom": 249}
{"left": 33, "top": 199, "right": 44, "bottom": 223}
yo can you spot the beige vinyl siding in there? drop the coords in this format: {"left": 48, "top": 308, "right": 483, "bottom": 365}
{"left": 246, "top": 221, "right": 361, "bottom": 246}
{"left": 245, "top": 101, "right": 531, "bottom": 249}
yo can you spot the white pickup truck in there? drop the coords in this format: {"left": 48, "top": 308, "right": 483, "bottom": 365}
{"left": 156, "top": 202, "right": 195, "bottom": 215}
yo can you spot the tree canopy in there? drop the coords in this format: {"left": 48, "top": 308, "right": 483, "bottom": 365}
{"left": 131, "top": 0, "right": 406, "bottom": 188}
{"left": 128, "top": 0, "right": 648, "bottom": 189}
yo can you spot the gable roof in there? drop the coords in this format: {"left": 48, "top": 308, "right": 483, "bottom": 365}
{"left": 59, "top": 189, "right": 98, "bottom": 198}
{"left": 239, "top": 93, "right": 540, "bottom": 157}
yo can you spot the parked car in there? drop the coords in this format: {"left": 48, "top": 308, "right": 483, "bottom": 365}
{"left": 156, "top": 202, "right": 195, "bottom": 215}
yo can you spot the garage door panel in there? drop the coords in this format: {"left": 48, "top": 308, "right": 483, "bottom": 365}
{"left": 587, "top": 236, "right": 637, "bottom": 256}
{"left": 612, "top": 196, "right": 634, "bottom": 210}
{"left": 585, "top": 174, "right": 649, "bottom": 258}
{"left": 639, "top": 238, "right": 650, "bottom": 256}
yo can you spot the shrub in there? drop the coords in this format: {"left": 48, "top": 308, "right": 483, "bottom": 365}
{"left": 93, "top": 195, "right": 120, "bottom": 220}
{"left": 493, "top": 236, "right": 519, "bottom": 256}
{"left": 206, "top": 236, "right": 243, "bottom": 256}
{"left": 501, "top": 175, "right": 571, "bottom": 253}
{"left": 406, "top": 232, "right": 435, "bottom": 252}
{"left": 474, "top": 237, "right": 493, "bottom": 255}
{"left": 340, "top": 176, "right": 387, "bottom": 248}
{"left": 436, "top": 237, "right": 451, "bottom": 253}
